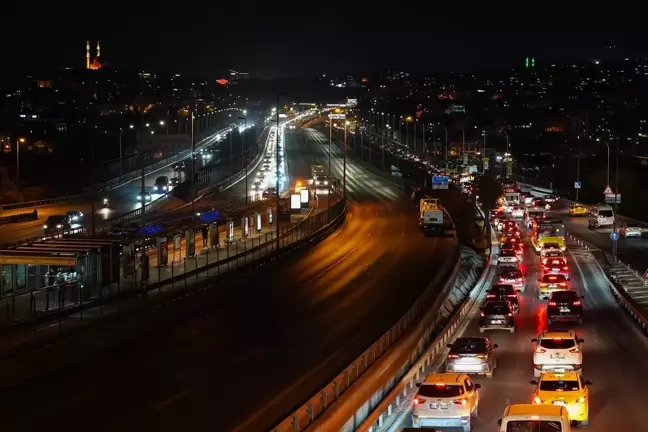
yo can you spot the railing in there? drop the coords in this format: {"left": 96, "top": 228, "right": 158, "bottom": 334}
{"left": 565, "top": 233, "right": 648, "bottom": 335}
{"left": 516, "top": 180, "right": 648, "bottom": 228}
{"left": 0, "top": 126, "right": 233, "bottom": 212}
{"left": 0, "top": 199, "right": 348, "bottom": 351}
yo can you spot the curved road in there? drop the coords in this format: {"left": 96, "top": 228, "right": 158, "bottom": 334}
{"left": 390, "top": 226, "right": 648, "bottom": 431}
{"left": 0, "top": 128, "right": 247, "bottom": 244}
{"left": 0, "top": 126, "right": 457, "bottom": 432}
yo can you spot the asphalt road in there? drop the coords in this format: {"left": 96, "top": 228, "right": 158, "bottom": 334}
{"left": 549, "top": 203, "right": 648, "bottom": 274}
{"left": 0, "top": 126, "right": 457, "bottom": 432}
{"left": 0, "top": 129, "right": 248, "bottom": 245}
{"left": 391, "top": 226, "right": 648, "bottom": 431}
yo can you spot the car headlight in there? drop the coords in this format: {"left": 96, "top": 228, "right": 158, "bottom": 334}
{"left": 44, "top": 225, "right": 48, "bottom": 229}
{"left": 162, "top": 186, "right": 167, "bottom": 190}
{"left": 56, "top": 224, "right": 62, "bottom": 229}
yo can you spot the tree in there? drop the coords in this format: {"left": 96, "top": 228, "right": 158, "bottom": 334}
{"left": 475, "top": 172, "right": 503, "bottom": 212}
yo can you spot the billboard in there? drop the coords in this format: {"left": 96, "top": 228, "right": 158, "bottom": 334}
{"left": 290, "top": 194, "right": 301, "bottom": 210}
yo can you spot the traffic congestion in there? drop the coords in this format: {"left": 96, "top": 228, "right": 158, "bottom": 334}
{"left": 410, "top": 179, "right": 592, "bottom": 431}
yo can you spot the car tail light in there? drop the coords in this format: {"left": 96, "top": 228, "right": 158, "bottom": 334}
{"left": 511, "top": 257, "right": 518, "bottom": 262}
{"left": 452, "top": 399, "right": 467, "bottom": 405}
{"left": 448, "top": 354, "right": 459, "bottom": 359}
{"left": 577, "top": 397, "right": 586, "bottom": 404}
{"left": 508, "top": 313, "right": 513, "bottom": 317}
{"left": 559, "top": 283, "right": 567, "bottom": 287}
{"left": 535, "top": 347, "right": 546, "bottom": 353}
{"left": 507, "top": 294, "right": 517, "bottom": 298}
{"left": 540, "top": 283, "right": 548, "bottom": 287}
{"left": 414, "top": 398, "right": 424, "bottom": 405}
{"left": 476, "top": 354, "right": 487, "bottom": 359}
{"left": 480, "top": 312, "right": 485, "bottom": 317}
{"left": 562, "top": 266, "right": 569, "bottom": 271}
{"left": 548, "top": 301, "right": 557, "bottom": 306}
{"left": 569, "top": 347, "right": 580, "bottom": 353}
{"left": 573, "top": 300, "right": 581, "bottom": 306}
{"left": 533, "top": 396, "right": 542, "bottom": 404}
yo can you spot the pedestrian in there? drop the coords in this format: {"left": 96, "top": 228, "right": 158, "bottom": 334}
{"left": 201, "top": 225, "right": 208, "bottom": 247}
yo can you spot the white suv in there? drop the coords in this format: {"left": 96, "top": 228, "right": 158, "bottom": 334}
{"left": 531, "top": 331, "right": 584, "bottom": 377}
{"left": 412, "top": 373, "right": 481, "bottom": 431}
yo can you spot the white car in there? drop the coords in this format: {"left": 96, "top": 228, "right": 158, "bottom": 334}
{"left": 511, "top": 206, "right": 525, "bottom": 218}
{"left": 540, "top": 243, "right": 563, "bottom": 257}
{"left": 531, "top": 331, "right": 584, "bottom": 377}
{"left": 620, "top": 223, "right": 643, "bottom": 238}
{"left": 497, "top": 249, "right": 519, "bottom": 267}
{"left": 544, "top": 195, "right": 557, "bottom": 203}
{"left": 412, "top": 373, "right": 481, "bottom": 430}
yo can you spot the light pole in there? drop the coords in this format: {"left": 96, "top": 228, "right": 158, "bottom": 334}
{"left": 238, "top": 116, "right": 248, "bottom": 207}
{"left": 119, "top": 128, "right": 123, "bottom": 178}
{"left": 612, "top": 137, "right": 620, "bottom": 260}
{"left": 482, "top": 131, "right": 487, "bottom": 173}
{"left": 460, "top": 128, "right": 466, "bottom": 167}
{"left": 602, "top": 140, "right": 611, "bottom": 186}
{"left": 343, "top": 121, "right": 348, "bottom": 199}
{"left": 328, "top": 112, "right": 333, "bottom": 209}
{"left": 15, "top": 137, "right": 25, "bottom": 193}
{"left": 576, "top": 152, "right": 580, "bottom": 202}
{"left": 190, "top": 112, "right": 196, "bottom": 219}
{"left": 275, "top": 95, "right": 281, "bottom": 252}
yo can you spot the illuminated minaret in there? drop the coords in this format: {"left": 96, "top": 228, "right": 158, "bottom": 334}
{"left": 86, "top": 41, "right": 91, "bottom": 69}
{"left": 96, "top": 41, "right": 101, "bottom": 60}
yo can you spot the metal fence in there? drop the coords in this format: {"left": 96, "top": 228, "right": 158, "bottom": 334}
{"left": 0, "top": 199, "right": 347, "bottom": 350}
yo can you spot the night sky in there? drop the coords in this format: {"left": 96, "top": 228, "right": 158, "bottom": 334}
{"left": 2, "top": 11, "right": 647, "bottom": 83}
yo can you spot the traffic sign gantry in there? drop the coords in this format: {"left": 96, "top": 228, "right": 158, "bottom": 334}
{"left": 432, "top": 175, "right": 449, "bottom": 190}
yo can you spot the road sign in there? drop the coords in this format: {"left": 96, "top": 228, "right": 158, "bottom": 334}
{"left": 610, "top": 231, "right": 619, "bottom": 241}
{"left": 574, "top": 181, "right": 581, "bottom": 189}
{"left": 603, "top": 185, "right": 614, "bottom": 194}
{"left": 432, "top": 175, "right": 449, "bottom": 190}
{"left": 328, "top": 113, "right": 346, "bottom": 120}
{"left": 604, "top": 193, "right": 621, "bottom": 204}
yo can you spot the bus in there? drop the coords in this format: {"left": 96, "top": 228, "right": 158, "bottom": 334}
{"left": 531, "top": 218, "right": 566, "bottom": 252}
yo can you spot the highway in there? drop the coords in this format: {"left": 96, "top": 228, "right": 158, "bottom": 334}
{"left": 389, "top": 224, "right": 648, "bottom": 431}
{"left": 0, "top": 125, "right": 456, "bottom": 432}
{"left": 0, "top": 128, "right": 249, "bottom": 245}
{"left": 548, "top": 203, "right": 648, "bottom": 275}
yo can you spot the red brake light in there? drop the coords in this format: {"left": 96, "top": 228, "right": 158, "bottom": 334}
{"left": 563, "top": 266, "right": 569, "bottom": 271}
{"left": 548, "top": 301, "right": 557, "bottom": 306}
{"left": 535, "top": 347, "right": 546, "bottom": 353}
{"left": 552, "top": 260, "right": 559, "bottom": 264}
{"left": 448, "top": 354, "right": 459, "bottom": 359}
{"left": 553, "top": 338, "right": 563, "bottom": 340}
{"left": 507, "top": 313, "right": 513, "bottom": 317}
{"left": 414, "top": 398, "right": 423, "bottom": 405}
{"left": 573, "top": 300, "right": 581, "bottom": 306}
{"left": 452, "top": 399, "right": 468, "bottom": 405}
{"left": 549, "top": 276, "right": 557, "bottom": 280}
{"left": 507, "top": 294, "right": 517, "bottom": 297}
{"left": 435, "top": 384, "right": 446, "bottom": 387}
{"left": 487, "top": 294, "right": 495, "bottom": 298}
{"left": 569, "top": 348, "right": 580, "bottom": 353}
{"left": 480, "top": 312, "right": 485, "bottom": 317}
{"left": 540, "top": 283, "right": 548, "bottom": 287}
{"left": 559, "top": 283, "right": 567, "bottom": 287}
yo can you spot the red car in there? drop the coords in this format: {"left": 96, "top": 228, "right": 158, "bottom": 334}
{"left": 542, "top": 257, "right": 570, "bottom": 280}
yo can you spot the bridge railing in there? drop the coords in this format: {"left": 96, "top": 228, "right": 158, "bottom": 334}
{"left": 0, "top": 126, "right": 233, "bottom": 212}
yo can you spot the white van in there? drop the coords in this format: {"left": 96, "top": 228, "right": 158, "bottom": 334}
{"left": 497, "top": 404, "right": 573, "bottom": 431}
{"left": 588, "top": 203, "right": 614, "bottom": 229}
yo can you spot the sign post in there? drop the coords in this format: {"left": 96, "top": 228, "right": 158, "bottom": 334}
{"left": 603, "top": 185, "right": 620, "bottom": 204}
{"left": 610, "top": 231, "right": 619, "bottom": 241}
{"left": 432, "top": 175, "right": 449, "bottom": 190}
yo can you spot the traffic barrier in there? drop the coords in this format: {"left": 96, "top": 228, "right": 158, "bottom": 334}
{"left": 0, "top": 127, "right": 232, "bottom": 212}
{"left": 0, "top": 210, "right": 39, "bottom": 224}
{"left": 273, "top": 210, "right": 494, "bottom": 432}
{"left": 566, "top": 233, "right": 648, "bottom": 335}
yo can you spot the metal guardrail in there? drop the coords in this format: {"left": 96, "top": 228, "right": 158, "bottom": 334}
{"left": 566, "top": 233, "right": 648, "bottom": 335}
{"left": 270, "top": 238, "right": 462, "bottom": 432}
{"left": 0, "top": 127, "right": 233, "bottom": 212}
{"left": 516, "top": 181, "right": 648, "bottom": 229}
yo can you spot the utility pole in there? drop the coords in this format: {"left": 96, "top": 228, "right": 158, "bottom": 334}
{"left": 239, "top": 116, "right": 248, "bottom": 207}
{"left": 190, "top": 112, "right": 196, "bottom": 219}
{"left": 275, "top": 95, "right": 281, "bottom": 252}
{"left": 90, "top": 134, "right": 96, "bottom": 236}
{"left": 612, "top": 137, "right": 620, "bottom": 260}
{"left": 575, "top": 152, "right": 580, "bottom": 202}
{"left": 343, "top": 121, "right": 347, "bottom": 199}
{"left": 328, "top": 114, "right": 332, "bottom": 210}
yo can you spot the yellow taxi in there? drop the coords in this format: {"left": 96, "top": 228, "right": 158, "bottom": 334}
{"left": 531, "top": 372, "right": 591, "bottom": 426}
{"left": 568, "top": 205, "right": 587, "bottom": 217}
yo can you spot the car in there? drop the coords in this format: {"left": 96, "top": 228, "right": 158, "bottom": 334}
{"left": 568, "top": 204, "right": 588, "bottom": 217}
{"left": 169, "top": 177, "right": 180, "bottom": 186}
{"left": 531, "top": 330, "right": 584, "bottom": 377}
{"left": 153, "top": 176, "right": 169, "bottom": 192}
{"left": 544, "top": 195, "right": 558, "bottom": 203}
{"left": 497, "top": 218, "right": 515, "bottom": 232}
{"left": 531, "top": 372, "right": 591, "bottom": 426}
{"left": 486, "top": 284, "right": 519, "bottom": 311}
{"left": 66, "top": 210, "right": 84, "bottom": 223}
{"left": 547, "top": 291, "right": 584, "bottom": 324}
{"left": 262, "top": 187, "right": 277, "bottom": 199}
{"left": 498, "top": 268, "right": 526, "bottom": 292}
{"left": 542, "top": 256, "right": 570, "bottom": 280}
{"left": 541, "top": 250, "right": 565, "bottom": 265}
{"left": 137, "top": 192, "right": 152, "bottom": 202}
{"left": 445, "top": 337, "right": 498, "bottom": 378}
{"left": 511, "top": 206, "right": 525, "bottom": 218}
{"left": 521, "top": 194, "right": 534, "bottom": 206}
{"left": 314, "top": 175, "right": 329, "bottom": 187}
{"left": 172, "top": 162, "right": 185, "bottom": 171}
{"left": 500, "top": 230, "right": 521, "bottom": 244}
{"left": 540, "top": 242, "right": 563, "bottom": 257}
{"left": 489, "top": 208, "right": 504, "bottom": 223}
{"left": 412, "top": 373, "right": 481, "bottom": 430}
{"left": 533, "top": 198, "right": 551, "bottom": 210}
{"left": 497, "top": 249, "right": 520, "bottom": 267}
{"left": 620, "top": 222, "right": 643, "bottom": 238}
{"left": 538, "top": 274, "right": 569, "bottom": 300}
{"left": 501, "top": 238, "right": 524, "bottom": 257}
{"left": 479, "top": 300, "right": 515, "bottom": 333}
{"left": 252, "top": 181, "right": 263, "bottom": 191}
{"left": 44, "top": 215, "right": 71, "bottom": 234}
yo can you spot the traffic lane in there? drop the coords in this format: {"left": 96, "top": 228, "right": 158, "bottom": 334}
{"left": 0, "top": 190, "right": 453, "bottom": 432}
{"left": 285, "top": 128, "right": 317, "bottom": 180}
{"left": 552, "top": 205, "right": 648, "bottom": 273}
{"left": 396, "top": 237, "right": 648, "bottom": 431}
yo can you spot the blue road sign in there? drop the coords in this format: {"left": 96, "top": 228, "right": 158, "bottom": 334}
{"left": 574, "top": 181, "right": 581, "bottom": 189}
{"left": 610, "top": 231, "right": 619, "bottom": 241}
{"left": 432, "top": 176, "right": 449, "bottom": 189}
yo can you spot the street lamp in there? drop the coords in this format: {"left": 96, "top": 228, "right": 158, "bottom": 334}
{"left": 601, "top": 139, "right": 611, "bottom": 186}
{"left": 16, "top": 137, "right": 25, "bottom": 193}
{"left": 344, "top": 120, "right": 349, "bottom": 199}
{"left": 119, "top": 127, "right": 123, "bottom": 178}
{"left": 238, "top": 116, "right": 248, "bottom": 207}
